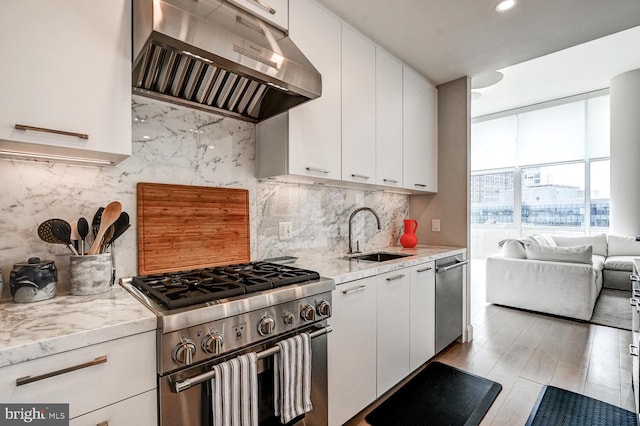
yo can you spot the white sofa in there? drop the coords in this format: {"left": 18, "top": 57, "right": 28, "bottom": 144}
{"left": 486, "top": 234, "right": 640, "bottom": 321}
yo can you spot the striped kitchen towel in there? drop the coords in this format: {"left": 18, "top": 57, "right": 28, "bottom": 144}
{"left": 274, "top": 333, "right": 313, "bottom": 423}
{"left": 211, "top": 352, "right": 258, "bottom": 426}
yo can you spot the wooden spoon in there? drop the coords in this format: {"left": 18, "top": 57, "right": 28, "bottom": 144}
{"left": 88, "top": 201, "right": 122, "bottom": 255}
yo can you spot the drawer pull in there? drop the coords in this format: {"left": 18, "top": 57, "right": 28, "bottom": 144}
{"left": 386, "top": 274, "right": 406, "bottom": 282}
{"left": 15, "top": 123, "right": 89, "bottom": 140}
{"left": 351, "top": 174, "right": 370, "bottom": 180}
{"left": 97, "top": 422, "right": 109, "bottom": 426}
{"left": 342, "top": 285, "right": 367, "bottom": 294}
{"left": 16, "top": 355, "right": 107, "bottom": 387}
{"left": 305, "top": 166, "right": 330, "bottom": 174}
{"left": 247, "top": 0, "right": 276, "bottom": 14}
{"left": 417, "top": 267, "right": 433, "bottom": 273}
{"left": 630, "top": 344, "right": 639, "bottom": 357}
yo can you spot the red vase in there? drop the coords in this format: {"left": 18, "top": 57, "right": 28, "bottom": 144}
{"left": 400, "top": 219, "right": 418, "bottom": 248}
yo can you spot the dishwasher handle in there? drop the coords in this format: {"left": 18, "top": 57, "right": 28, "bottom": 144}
{"left": 436, "top": 259, "right": 469, "bottom": 273}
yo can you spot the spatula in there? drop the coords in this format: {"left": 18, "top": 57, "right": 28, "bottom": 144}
{"left": 38, "top": 219, "right": 79, "bottom": 255}
{"left": 88, "top": 201, "right": 122, "bottom": 255}
{"left": 77, "top": 217, "right": 89, "bottom": 255}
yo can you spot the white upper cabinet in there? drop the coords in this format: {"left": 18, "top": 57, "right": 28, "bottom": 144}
{"left": 285, "top": 0, "right": 342, "bottom": 180}
{"left": 341, "top": 25, "right": 376, "bottom": 185}
{"left": 375, "top": 48, "right": 404, "bottom": 188}
{"left": 403, "top": 66, "right": 438, "bottom": 192}
{"left": 0, "top": 0, "right": 132, "bottom": 165}
{"left": 228, "top": 0, "right": 289, "bottom": 31}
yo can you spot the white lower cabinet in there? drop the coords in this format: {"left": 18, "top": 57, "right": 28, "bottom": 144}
{"left": 328, "top": 262, "right": 437, "bottom": 424}
{"left": 409, "top": 262, "right": 436, "bottom": 371}
{"left": 70, "top": 389, "right": 157, "bottom": 426}
{"left": 328, "top": 279, "right": 377, "bottom": 426}
{"left": 0, "top": 331, "right": 157, "bottom": 422}
{"left": 376, "top": 270, "right": 411, "bottom": 396}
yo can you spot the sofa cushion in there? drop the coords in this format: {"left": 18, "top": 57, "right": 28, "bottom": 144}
{"left": 525, "top": 244, "right": 593, "bottom": 264}
{"left": 502, "top": 239, "right": 527, "bottom": 258}
{"left": 552, "top": 234, "right": 608, "bottom": 257}
{"left": 604, "top": 255, "right": 635, "bottom": 271}
{"left": 607, "top": 235, "right": 640, "bottom": 257}
{"left": 592, "top": 254, "right": 606, "bottom": 271}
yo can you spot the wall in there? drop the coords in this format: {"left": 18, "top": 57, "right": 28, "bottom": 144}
{"left": 410, "top": 77, "right": 470, "bottom": 250}
{"left": 0, "top": 96, "right": 408, "bottom": 298}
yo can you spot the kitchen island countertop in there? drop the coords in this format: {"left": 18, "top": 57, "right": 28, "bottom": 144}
{"left": 295, "top": 245, "right": 466, "bottom": 285}
{"left": 0, "top": 285, "right": 156, "bottom": 367}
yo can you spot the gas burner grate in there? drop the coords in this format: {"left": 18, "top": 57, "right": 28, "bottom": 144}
{"left": 131, "top": 262, "right": 321, "bottom": 309}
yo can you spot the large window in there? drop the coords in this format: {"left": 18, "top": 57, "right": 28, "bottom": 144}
{"left": 471, "top": 92, "right": 610, "bottom": 257}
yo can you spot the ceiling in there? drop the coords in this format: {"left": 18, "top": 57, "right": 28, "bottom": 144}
{"left": 315, "top": 0, "right": 640, "bottom": 117}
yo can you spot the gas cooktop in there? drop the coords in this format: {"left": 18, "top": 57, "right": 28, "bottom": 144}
{"left": 131, "top": 261, "right": 321, "bottom": 309}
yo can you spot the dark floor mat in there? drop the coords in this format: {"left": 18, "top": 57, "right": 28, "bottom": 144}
{"left": 365, "top": 361, "right": 502, "bottom": 426}
{"left": 526, "top": 385, "right": 637, "bottom": 426}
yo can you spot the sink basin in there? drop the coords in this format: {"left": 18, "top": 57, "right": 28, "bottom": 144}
{"left": 348, "top": 252, "right": 412, "bottom": 262}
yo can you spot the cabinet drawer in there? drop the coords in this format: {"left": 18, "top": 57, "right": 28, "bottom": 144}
{"left": 0, "top": 331, "right": 156, "bottom": 419}
{"left": 70, "top": 389, "right": 157, "bottom": 426}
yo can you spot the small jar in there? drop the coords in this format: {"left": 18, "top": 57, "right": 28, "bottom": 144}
{"left": 10, "top": 257, "right": 57, "bottom": 303}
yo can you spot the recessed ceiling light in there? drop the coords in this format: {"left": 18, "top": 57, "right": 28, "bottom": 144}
{"left": 495, "top": 0, "right": 517, "bottom": 12}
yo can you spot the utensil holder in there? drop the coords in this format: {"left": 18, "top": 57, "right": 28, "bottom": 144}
{"left": 70, "top": 253, "right": 114, "bottom": 296}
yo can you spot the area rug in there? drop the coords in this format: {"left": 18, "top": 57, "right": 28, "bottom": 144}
{"left": 365, "top": 361, "right": 502, "bottom": 426}
{"left": 526, "top": 385, "right": 637, "bottom": 425}
{"left": 590, "top": 289, "right": 632, "bottom": 331}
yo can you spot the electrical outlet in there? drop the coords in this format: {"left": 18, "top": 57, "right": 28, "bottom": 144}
{"left": 432, "top": 219, "right": 441, "bottom": 232}
{"left": 279, "top": 222, "right": 293, "bottom": 240}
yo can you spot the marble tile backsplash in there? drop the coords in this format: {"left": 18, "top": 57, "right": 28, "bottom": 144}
{"left": 0, "top": 96, "right": 408, "bottom": 298}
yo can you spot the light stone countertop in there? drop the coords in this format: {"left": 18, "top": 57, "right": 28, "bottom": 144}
{"left": 0, "top": 245, "right": 465, "bottom": 368}
{"left": 295, "top": 245, "right": 467, "bottom": 285}
{"left": 0, "top": 285, "right": 157, "bottom": 368}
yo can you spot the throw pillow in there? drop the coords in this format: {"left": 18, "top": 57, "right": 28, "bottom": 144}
{"left": 524, "top": 244, "right": 593, "bottom": 264}
{"left": 529, "top": 233, "right": 557, "bottom": 246}
{"left": 607, "top": 235, "right": 640, "bottom": 256}
{"left": 502, "top": 239, "right": 526, "bottom": 259}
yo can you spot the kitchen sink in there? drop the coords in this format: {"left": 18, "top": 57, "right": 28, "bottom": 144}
{"left": 347, "top": 252, "right": 412, "bottom": 262}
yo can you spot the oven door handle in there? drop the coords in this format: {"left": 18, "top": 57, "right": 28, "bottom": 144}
{"left": 171, "top": 325, "right": 333, "bottom": 394}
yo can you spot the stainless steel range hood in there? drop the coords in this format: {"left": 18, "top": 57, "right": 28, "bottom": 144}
{"left": 132, "top": 0, "right": 321, "bottom": 122}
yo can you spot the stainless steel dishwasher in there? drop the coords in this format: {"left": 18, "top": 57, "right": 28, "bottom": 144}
{"left": 435, "top": 255, "right": 469, "bottom": 354}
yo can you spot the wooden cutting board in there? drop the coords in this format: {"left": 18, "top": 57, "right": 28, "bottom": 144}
{"left": 137, "top": 183, "right": 250, "bottom": 275}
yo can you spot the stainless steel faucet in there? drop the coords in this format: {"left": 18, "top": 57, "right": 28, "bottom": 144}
{"left": 348, "top": 207, "right": 381, "bottom": 254}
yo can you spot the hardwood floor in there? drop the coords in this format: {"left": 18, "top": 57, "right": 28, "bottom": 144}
{"left": 346, "top": 259, "right": 635, "bottom": 425}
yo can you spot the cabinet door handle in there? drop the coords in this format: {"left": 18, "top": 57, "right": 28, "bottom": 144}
{"left": 414, "top": 183, "right": 427, "bottom": 188}
{"left": 383, "top": 178, "right": 399, "bottom": 184}
{"left": 630, "top": 344, "right": 639, "bottom": 357}
{"left": 15, "top": 124, "right": 89, "bottom": 140}
{"left": 386, "top": 274, "right": 406, "bottom": 282}
{"left": 306, "top": 166, "right": 330, "bottom": 174}
{"left": 351, "top": 174, "right": 370, "bottom": 180}
{"left": 247, "top": 0, "right": 276, "bottom": 14}
{"left": 342, "top": 285, "right": 367, "bottom": 294}
{"left": 16, "top": 356, "right": 107, "bottom": 386}
{"left": 97, "top": 422, "right": 109, "bottom": 426}
{"left": 417, "top": 266, "right": 433, "bottom": 273}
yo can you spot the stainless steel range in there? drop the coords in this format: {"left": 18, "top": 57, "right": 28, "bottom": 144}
{"left": 121, "top": 261, "right": 335, "bottom": 425}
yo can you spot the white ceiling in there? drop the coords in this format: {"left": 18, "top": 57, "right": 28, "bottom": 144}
{"left": 315, "top": 0, "right": 640, "bottom": 117}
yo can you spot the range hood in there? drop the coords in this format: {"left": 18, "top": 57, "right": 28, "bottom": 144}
{"left": 132, "top": 0, "right": 321, "bottom": 122}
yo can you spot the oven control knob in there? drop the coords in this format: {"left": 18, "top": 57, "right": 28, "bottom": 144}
{"left": 258, "top": 316, "right": 276, "bottom": 336}
{"left": 202, "top": 332, "right": 224, "bottom": 354}
{"left": 283, "top": 312, "right": 295, "bottom": 325}
{"left": 316, "top": 300, "right": 331, "bottom": 317}
{"left": 300, "top": 304, "right": 316, "bottom": 322}
{"left": 172, "top": 339, "right": 197, "bottom": 365}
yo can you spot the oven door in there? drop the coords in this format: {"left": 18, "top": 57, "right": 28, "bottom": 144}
{"left": 159, "top": 323, "right": 329, "bottom": 426}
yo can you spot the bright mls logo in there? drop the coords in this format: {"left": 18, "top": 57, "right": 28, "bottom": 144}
{"left": 0, "top": 404, "right": 68, "bottom": 425}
